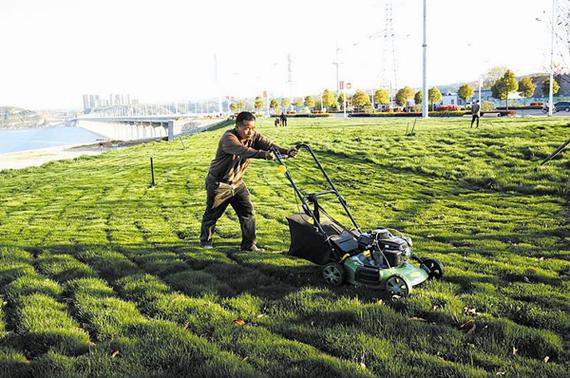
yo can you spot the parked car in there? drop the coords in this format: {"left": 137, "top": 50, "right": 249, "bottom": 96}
{"left": 555, "top": 102, "right": 570, "bottom": 112}
{"left": 543, "top": 101, "right": 570, "bottom": 113}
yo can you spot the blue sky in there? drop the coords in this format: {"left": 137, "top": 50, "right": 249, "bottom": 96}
{"left": 0, "top": 0, "right": 561, "bottom": 109}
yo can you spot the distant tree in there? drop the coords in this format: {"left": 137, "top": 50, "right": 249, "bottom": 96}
{"left": 480, "top": 101, "right": 495, "bottom": 112}
{"left": 254, "top": 96, "right": 265, "bottom": 111}
{"left": 428, "top": 87, "right": 442, "bottom": 110}
{"left": 337, "top": 93, "right": 346, "bottom": 110}
{"left": 518, "top": 77, "right": 536, "bottom": 105}
{"left": 374, "top": 89, "right": 390, "bottom": 106}
{"left": 304, "top": 96, "right": 315, "bottom": 109}
{"left": 281, "top": 97, "right": 291, "bottom": 111}
{"left": 458, "top": 84, "right": 475, "bottom": 105}
{"left": 491, "top": 70, "right": 518, "bottom": 109}
{"left": 414, "top": 91, "right": 422, "bottom": 105}
{"left": 238, "top": 99, "right": 247, "bottom": 111}
{"left": 229, "top": 102, "right": 238, "bottom": 113}
{"left": 314, "top": 98, "right": 324, "bottom": 111}
{"left": 322, "top": 89, "right": 337, "bottom": 111}
{"left": 293, "top": 97, "right": 304, "bottom": 108}
{"left": 541, "top": 78, "right": 560, "bottom": 97}
{"left": 270, "top": 98, "right": 279, "bottom": 113}
{"left": 351, "top": 90, "right": 371, "bottom": 111}
{"left": 482, "top": 66, "right": 509, "bottom": 89}
{"left": 395, "top": 86, "right": 414, "bottom": 107}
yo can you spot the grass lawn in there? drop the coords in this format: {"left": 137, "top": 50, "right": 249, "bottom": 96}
{"left": 0, "top": 116, "right": 568, "bottom": 377}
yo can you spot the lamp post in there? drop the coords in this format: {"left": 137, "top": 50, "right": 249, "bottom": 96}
{"left": 422, "top": 0, "right": 428, "bottom": 119}
{"left": 537, "top": 1, "right": 558, "bottom": 117}
{"left": 548, "top": 0, "right": 556, "bottom": 117}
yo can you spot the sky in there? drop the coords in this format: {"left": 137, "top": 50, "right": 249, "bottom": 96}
{"left": 0, "top": 0, "right": 560, "bottom": 110}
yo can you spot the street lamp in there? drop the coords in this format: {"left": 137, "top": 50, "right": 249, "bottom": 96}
{"left": 537, "top": 0, "right": 558, "bottom": 117}
{"left": 422, "top": 0, "right": 428, "bottom": 119}
{"left": 549, "top": 0, "right": 556, "bottom": 117}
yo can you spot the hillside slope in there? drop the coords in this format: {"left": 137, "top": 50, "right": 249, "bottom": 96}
{"left": 0, "top": 117, "right": 568, "bottom": 377}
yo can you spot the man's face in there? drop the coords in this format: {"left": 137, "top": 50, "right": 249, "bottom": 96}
{"left": 237, "top": 120, "right": 256, "bottom": 140}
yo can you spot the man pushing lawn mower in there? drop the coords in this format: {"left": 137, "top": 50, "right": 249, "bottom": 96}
{"left": 200, "top": 111, "right": 298, "bottom": 252}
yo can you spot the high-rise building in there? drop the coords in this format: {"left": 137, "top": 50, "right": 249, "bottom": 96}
{"left": 82, "top": 95, "right": 90, "bottom": 111}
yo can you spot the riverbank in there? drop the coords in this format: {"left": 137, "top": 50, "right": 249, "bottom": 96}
{"left": 0, "top": 139, "right": 158, "bottom": 171}
{"left": 0, "top": 144, "right": 104, "bottom": 171}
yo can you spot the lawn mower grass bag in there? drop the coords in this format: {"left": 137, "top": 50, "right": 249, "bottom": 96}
{"left": 286, "top": 213, "right": 343, "bottom": 265}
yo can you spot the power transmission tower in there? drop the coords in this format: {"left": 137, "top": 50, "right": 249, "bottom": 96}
{"left": 380, "top": 1, "right": 398, "bottom": 94}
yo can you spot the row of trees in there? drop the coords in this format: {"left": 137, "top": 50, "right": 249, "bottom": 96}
{"left": 490, "top": 70, "right": 560, "bottom": 109}
{"left": 229, "top": 90, "right": 344, "bottom": 113}
{"left": 228, "top": 72, "right": 561, "bottom": 113}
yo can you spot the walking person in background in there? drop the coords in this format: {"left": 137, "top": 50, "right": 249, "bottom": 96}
{"left": 280, "top": 112, "right": 288, "bottom": 127}
{"left": 470, "top": 100, "right": 481, "bottom": 128}
{"left": 200, "top": 111, "right": 298, "bottom": 252}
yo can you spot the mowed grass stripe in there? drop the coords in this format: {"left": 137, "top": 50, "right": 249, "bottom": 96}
{"left": 75, "top": 246, "right": 372, "bottom": 377}
{"left": 29, "top": 248, "right": 258, "bottom": 377}
{"left": 107, "top": 243, "right": 562, "bottom": 376}
{"left": 0, "top": 248, "right": 92, "bottom": 358}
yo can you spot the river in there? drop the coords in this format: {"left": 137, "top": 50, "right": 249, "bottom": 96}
{"left": 0, "top": 125, "right": 105, "bottom": 154}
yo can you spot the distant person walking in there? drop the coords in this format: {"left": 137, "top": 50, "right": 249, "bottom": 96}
{"left": 470, "top": 101, "right": 481, "bottom": 128}
{"left": 280, "top": 112, "right": 288, "bottom": 127}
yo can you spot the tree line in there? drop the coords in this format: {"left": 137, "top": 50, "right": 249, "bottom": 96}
{"left": 228, "top": 69, "right": 561, "bottom": 113}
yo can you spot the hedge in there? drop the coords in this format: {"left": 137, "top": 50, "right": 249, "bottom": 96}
{"left": 496, "top": 106, "right": 542, "bottom": 110}
{"left": 349, "top": 111, "right": 468, "bottom": 118}
{"left": 271, "top": 113, "right": 331, "bottom": 118}
{"left": 349, "top": 110, "right": 518, "bottom": 118}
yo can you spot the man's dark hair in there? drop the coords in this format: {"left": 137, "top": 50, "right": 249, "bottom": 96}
{"left": 236, "top": 111, "right": 256, "bottom": 127}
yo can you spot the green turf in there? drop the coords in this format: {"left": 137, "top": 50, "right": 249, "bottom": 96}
{"left": 0, "top": 117, "right": 568, "bottom": 377}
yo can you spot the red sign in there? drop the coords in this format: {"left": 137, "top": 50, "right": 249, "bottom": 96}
{"left": 339, "top": 81, "right": 344, "bottom": 90}
{"left": 346, "top": 82, "right": 352, "bottom": 90}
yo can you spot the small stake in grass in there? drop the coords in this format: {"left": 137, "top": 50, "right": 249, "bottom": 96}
{"left": 150, "top": 157, "right": 155, "bottom": 188}
{"left": 405, "top": 119, "right": 417, "bottom": 136}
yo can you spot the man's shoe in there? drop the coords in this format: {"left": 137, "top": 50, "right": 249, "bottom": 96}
{"left": 241, "top": 245, "right": 265, "bottom": 252}
{"left": 200, "top": 242, "right": 213, "bottom": 250}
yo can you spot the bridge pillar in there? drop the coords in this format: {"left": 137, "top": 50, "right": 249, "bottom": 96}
{"left": 167, "top": 120, "right": 174, "bottom": 141}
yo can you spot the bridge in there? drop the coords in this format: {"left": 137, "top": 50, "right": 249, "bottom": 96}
{"left": 69, "top": 106, "right": 227, "bottom": 141}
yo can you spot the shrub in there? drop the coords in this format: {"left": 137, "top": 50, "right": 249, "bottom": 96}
{"left": 496, "top": 106, "right": 542, "bottom": 110}
{"left": 480, "top": 101, "right": 495, "bottom": 112}
{"left": 279, "top": 113, "right": 331, "bottom": 118}
{"left": 435, "top": 105, "right": 461, "bottom": 111}
{"left": 349, "top": 111, "right": 467, "bottom": 118}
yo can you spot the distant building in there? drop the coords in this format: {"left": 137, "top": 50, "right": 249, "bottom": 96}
{"left": 82, "top": 93, "right": 134, "bottom": 112}
{"left": 82, "top": 95, "right": 90, "bottom": 111}
{"left": 441, "top": 93, "right": 458, "bottom": 106}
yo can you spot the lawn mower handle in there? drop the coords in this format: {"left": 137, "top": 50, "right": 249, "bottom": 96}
{"left": 271, "top": 143, "right": 361, "bottom": 233}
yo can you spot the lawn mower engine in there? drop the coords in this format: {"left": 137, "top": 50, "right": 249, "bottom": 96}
{"left": 358, "top": 228, "right": 413, "bottom": 268}
{"left": 341, "top": 229, "right": 421, "bottom": 286}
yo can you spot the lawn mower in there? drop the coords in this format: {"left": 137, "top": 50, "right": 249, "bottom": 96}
{"left": 272, "top": 144, "right": 443, "bottom": 297}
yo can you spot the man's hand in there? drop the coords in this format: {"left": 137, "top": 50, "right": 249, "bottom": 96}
{"left": 263, "top": 151, "right": 275, "bottom": 160}
{"left": 287, "top": 147, "right": 299, "bottom": 158}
